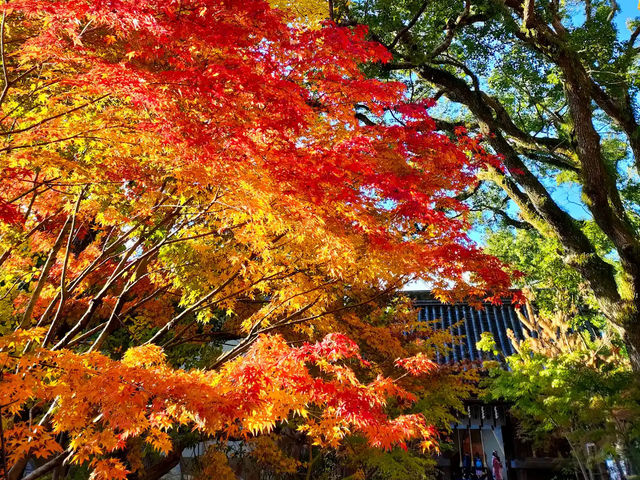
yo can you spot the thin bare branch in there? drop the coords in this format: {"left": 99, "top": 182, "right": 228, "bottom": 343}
{"left": 0, "top": 10, "right": 10, "bottom": 108}
{"left": 44, "top": 187, "right": 87, "bottom": 345}
{"left": 19, "top": 217, "right": 71, "bottom": 329}
{"left": 3, "top": 94, "right": 110, "bottom": 137}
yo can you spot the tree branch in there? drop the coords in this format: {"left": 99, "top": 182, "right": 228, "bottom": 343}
{"left": 387, "top": 0, "right": 431, "bottom": 50}
{"left": 20, "top": 453, "right": 70, "bottom": 480}
{"left": 19, "top": 216, "right": 71, "bottom": 329}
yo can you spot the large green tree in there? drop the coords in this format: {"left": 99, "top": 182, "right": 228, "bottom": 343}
{"left": 341, "top": 0, "right": 640, "bottom": 370}
{"left": 478, "top": 309, "right": 640, "bottom": 478}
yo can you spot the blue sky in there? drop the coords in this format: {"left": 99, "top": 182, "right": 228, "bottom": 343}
{"left": 406, "top": 1, "right": 639, "bottom": 289}
{"left": 614, "top": 1, "right": 639, "bottom": 37}
{"left": 470, "top": 1, "right": 640, "bottom": 241}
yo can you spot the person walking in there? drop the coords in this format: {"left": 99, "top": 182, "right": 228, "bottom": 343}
{"left": 492, "top": 451, "right": 503, "bottom": 480}
{"left": 474, "top": 453, "right": 484, "bottom": 479}
{"left": 463, "top": 453, "right": 472, "bottom": 479}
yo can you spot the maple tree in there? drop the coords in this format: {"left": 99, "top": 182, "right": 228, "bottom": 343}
{"left": 0, "top": 0, "right": 514, "bottom": 479}
{"left": 228, "top": 296, "right": 480, "bottom": 480}
{"left": 313, "top": 304, "right": 479, "bottom": 480}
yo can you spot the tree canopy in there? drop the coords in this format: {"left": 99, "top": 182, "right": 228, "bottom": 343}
{"left": 0, "top": 1, "right": 513, "bottom": 479}
{"left": 341, "top": 0, "right": 640, "bottom": 370}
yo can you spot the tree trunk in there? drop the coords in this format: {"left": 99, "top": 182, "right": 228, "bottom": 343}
{"left": 137, "top": 448, "right": 183, "bottom": 480}
{"left": 622, "top": 324, "right": 640, "bottom": 374}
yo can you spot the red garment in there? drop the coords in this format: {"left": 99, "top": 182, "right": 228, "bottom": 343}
{"left": 493, "top": 456, "right": 503, "bottom": 480}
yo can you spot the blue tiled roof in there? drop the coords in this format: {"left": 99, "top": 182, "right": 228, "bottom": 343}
{"left": 411, "top": 293, "right": 528, "bottom": 364}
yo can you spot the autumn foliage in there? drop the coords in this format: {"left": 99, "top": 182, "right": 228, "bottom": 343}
{"left": 0, "top": 0, "right": 511, "bottom": 478}
{"left": 2, "top": 330, "right": 440, "bottom": 478}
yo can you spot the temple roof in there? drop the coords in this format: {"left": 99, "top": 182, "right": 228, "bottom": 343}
{"left": 409, "top": 292, "right": 528, "bottom": 364}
